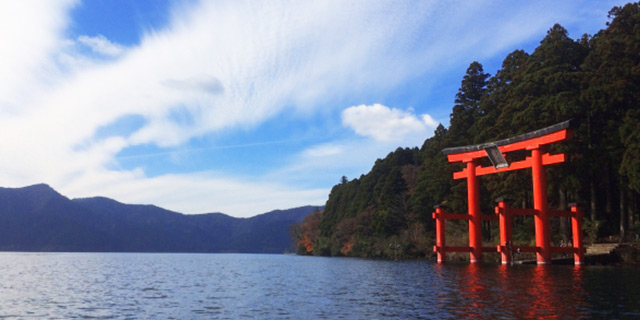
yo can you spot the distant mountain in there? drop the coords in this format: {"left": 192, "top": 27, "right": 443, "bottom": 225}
{"left": 0, "top": 184, "right": 321, "bottom": 253}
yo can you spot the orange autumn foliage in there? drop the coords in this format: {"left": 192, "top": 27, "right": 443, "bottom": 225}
{"left": 300, "top": 235, "right": 314, "bottom": 253}
{"left": 340, "top": 241, "right": 353, "bottom": 255}
{"left": 293, "top": 209, "right": 323, "bottom": 254}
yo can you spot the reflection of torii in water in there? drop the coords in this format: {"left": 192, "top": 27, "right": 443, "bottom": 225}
{"left": 432, "top": 120, "right": 585, "bottom": 265}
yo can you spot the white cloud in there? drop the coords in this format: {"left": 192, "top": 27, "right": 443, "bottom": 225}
{"left": 77, "top": 35, "right": 125, "bottom": 56}
{"left": 1, "top": 1, "right": 439, "bottom": 216}
{"left": 422, "top": 114, "right": 439, "bottom": 128}
{"left": 342, "top": 104, "right": 438, "bottom": 142}
{"left": 0, "top": 0, "right": 76, "bottom": 112}
{"left": 0, "top": 0, "right": 620, "bottom": 217}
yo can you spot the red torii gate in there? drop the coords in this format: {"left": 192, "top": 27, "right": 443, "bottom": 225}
{"left": 432, "top": 120, "right": 584, "bottom": 265}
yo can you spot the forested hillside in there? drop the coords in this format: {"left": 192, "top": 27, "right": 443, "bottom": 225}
{"left": 293, "top": 3, "right": 640, "bottom": 259}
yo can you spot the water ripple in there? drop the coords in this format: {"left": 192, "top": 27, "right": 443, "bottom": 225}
{"left": 0, "top": 253, "right": 637, "bottom": 318}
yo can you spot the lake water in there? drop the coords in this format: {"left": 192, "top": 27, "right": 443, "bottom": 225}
{"left": 0, "top": 253, "right": 638, "bottom": 319}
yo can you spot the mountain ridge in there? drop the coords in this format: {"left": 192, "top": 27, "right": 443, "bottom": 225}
{"left": 0, "top": 183, "right": 321, "bottom": 253}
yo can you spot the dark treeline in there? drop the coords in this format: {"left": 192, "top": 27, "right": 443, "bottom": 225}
{"left": 293, "top": 3, "right": 640, "bottom": 259}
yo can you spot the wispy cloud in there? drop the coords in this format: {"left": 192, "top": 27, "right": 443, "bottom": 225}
{"left": 161, "top": 76, "right": 224, "bottom": 95}
{"left": 77, "top": 34, "right": 125, "bottom": 57}
{"left": 0, "top": 0, "right": 621, "bottom": 216}
{"left": 303, "top": 144, "right": 345, "bottom": 158}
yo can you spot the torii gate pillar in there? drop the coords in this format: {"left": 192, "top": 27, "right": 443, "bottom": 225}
{"left": 466, "top": 160, "right": 482, "bottom": 263}
{"left": 531, "top": 147, "right": 551, "bottom": 263}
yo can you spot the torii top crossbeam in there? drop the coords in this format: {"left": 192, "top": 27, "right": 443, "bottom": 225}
{"left": 443, "top": 120, "right": 574, "bottom": 180}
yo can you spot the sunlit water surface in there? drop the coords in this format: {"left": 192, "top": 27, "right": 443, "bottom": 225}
{"left": 0, "top": 253, "right": 638, "bottom": 319}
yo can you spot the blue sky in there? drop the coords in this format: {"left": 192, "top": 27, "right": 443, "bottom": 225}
{"left": 0, "top": 0, "right": 628, "bottom": 217}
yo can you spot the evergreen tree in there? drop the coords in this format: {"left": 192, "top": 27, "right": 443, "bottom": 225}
{"left": 620, "top": 109, "right": 640, "bottom": 193}
{"left": 472, "top": 50, "right": 530, "bottom": 143}
{"left": 581, "top": 3, "right": 640, "bottom": 233}
{"left": 448, "top": 62, "right": 490, "bottom": 146}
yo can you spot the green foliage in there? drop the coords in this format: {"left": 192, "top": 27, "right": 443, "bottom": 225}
{"left": 449, "top": 61, "right": 490, "bottom": 146}
{"left": 620, "top": 109, "right": 640, "bottom": 192}
{"left": 297, "top": 3, "right": 640, "bottom": 259}
{"left": 582, "top": 219, "right": 604, "bottom": 245}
